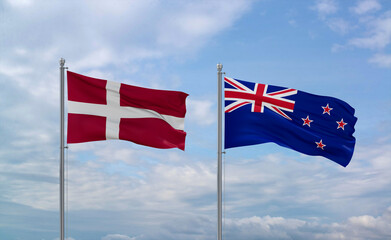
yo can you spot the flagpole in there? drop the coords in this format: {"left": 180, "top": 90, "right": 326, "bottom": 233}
{"left": 59, "top": 58, "right": 66, "bottom": 240}
{"left": 217, "top": 63, "right": 223, "bottom": 240}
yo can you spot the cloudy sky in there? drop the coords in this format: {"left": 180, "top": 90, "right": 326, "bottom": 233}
{"left": 1, "top": 0, "right": 391, "bottom": 239}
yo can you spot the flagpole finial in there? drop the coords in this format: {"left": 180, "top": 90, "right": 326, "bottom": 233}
{"left": 60, "top": 58, "right": 65, "bottom": 66}
{"left": 217, "top": 63, "right": 223, "bottom": 71}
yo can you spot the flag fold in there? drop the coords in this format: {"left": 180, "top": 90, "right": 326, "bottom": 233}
{"left": 67, "top": 71, "right": 188, "bottom": 150}
{"left": 224, "top": 77, "right": 357, "bottom": 167}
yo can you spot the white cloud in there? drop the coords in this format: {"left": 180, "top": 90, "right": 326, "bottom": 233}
{"left": 331, "top": 43, "right": 347, "bottom": 52}
{"left": 0, "top": 145, "right": 216, "bottom": 211}
{"left": 156, "top": 1, "right": 250, "bottom": 50}
{"left": 328, "top": 206, "right": 391, "bottom": 239}
{"left": 2, "top": 138, "right": 391, "bottom": 239}
{"left": 318, "top": 3, "right": 390, "bottom": 68}
{"left": 5, "top": 0, "right": 33, "bottom": 8}
{"left": 312, "top": 0, "right": 338, "bottom": 18}
{"left": 0, "top": 62, "right": 33, "bottom": 77}
{"left": 224, "top": 206, "right": 391, "bottom": 240}
{"left": 351, "top": 0, "right": 381, "bottom": 15}
{"left": 1, "top": 2, "right": 390, "bottom": 239}
{"left": 369, "top": 53, "right": 391, "bottom": 68}
{"left": 313, "top": 0, "right": 390, "bottom": 67}
{"left": 288, "top": 19, "right": 297, "bottom": 27}
{"left": 0, "top": 0, "right": 251, "bottom": 212}
{"left": 102, "top": 234, "right": 138, "bottom": 240}
{"left": 349, "top": 11, "right": 391, "bottom": 49}
{"left": 73, "top": 48, "right": 116, "bottom": 70}
{"left": 225, "top": 215, "right": 306, "bottom": 240}
{"left": 0, "top": 0, "right": 252, "bottom": 99}
{"left": 326, "top": 18, "right": 351, "bottom": 35}
{"left": 311, "top": 0, "right": 352, "bottom": 36}
{"left": 221, "top": 140, "right": 391, "bottom": 217}
{"left": 228, "top": 215, "right": 306, "bottom": 229}
{"left": 186, "top": 98, "right": 215, "bottom": 126}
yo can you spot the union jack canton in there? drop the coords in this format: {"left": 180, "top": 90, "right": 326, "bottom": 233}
{"left": 224, "top": 77, "right": 357, "bottom": 167}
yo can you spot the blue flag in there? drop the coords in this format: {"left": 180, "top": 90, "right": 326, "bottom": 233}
{"left": 224, "top": 77, "right": 357, "bottom": 167}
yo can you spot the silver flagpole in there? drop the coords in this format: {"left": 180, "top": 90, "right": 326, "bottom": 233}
{"left": 59, "top": 58, "right": 66, "bottom": 240}
{"left": 217, "top": 63, "right": 223, "bottom": 240}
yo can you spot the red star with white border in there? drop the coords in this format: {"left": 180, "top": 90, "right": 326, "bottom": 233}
{"left": 322, "top": 103, "right": 333, "bottom": 115}
{"left": 302, "top": 115, "right": 313, "bottom": 127}
{"left": 315, "top": 139, "right": 326, "bottom": 150}
{"left": 337, "top": 118, "right": 347, "bottom": 130}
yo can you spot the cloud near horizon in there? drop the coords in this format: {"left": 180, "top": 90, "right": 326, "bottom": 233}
{"left": 89, "top": 205, "right": 391, "bottom": 240}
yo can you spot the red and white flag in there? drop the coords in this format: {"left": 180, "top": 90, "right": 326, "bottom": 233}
{"left": 67, "top": 71, "right": 188, "bottom": 150}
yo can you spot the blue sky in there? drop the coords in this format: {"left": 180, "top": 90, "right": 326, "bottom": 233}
{"left": 0, "top": 0, "right": 390, "bottom": 239}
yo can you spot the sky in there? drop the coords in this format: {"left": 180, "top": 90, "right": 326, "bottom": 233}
{"left": 0, "top": 0, "right": 390, "bottom": 239}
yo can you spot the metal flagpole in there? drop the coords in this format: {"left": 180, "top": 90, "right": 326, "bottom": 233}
{"left": 59, "top": 58, "right": 66, "bottom": 240}
{"left": 217, "top": 63, "right": 223, "bottom": 240}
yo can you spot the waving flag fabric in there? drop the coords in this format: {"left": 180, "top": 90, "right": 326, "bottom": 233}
{"left": 224, "top": 77, "right": 357, "bottom": 167}
{"left": 67, "top": 71, "right": 188, "bottom": 150}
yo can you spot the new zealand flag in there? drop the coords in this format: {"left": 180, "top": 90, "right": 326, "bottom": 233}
{"left": 224, "top": 77, "right": 357, "bottom": 167}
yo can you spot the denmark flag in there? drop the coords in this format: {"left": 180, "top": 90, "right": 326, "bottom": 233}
{"left": 67, "top": 71, "right": 188, "bottom": 150}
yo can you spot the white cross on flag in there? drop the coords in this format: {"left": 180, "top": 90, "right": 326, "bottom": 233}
{"left": 67, "top": 71, "right": 188, "bottom": 150}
